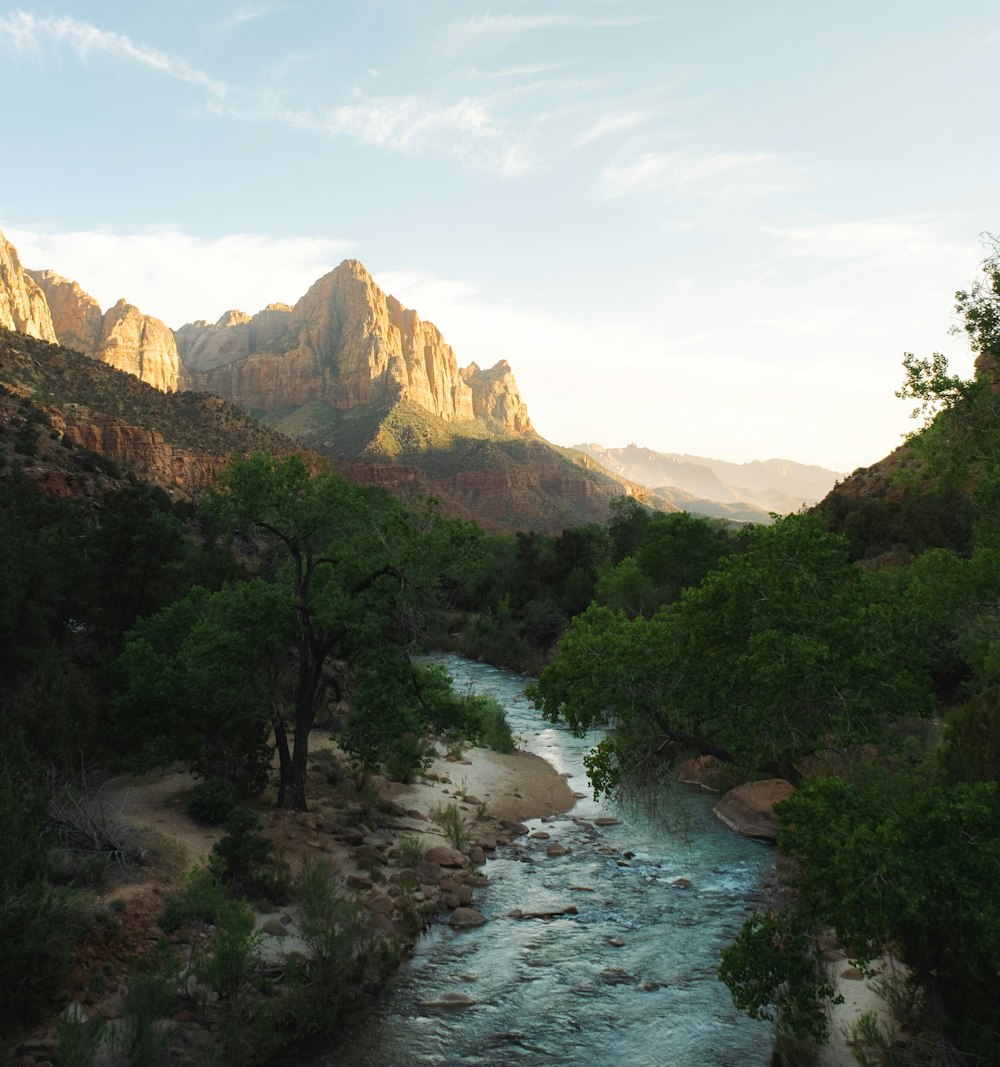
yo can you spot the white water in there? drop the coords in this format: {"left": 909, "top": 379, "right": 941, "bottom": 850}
{"left": 318, "top": 655, "right": 774, "bottom": 1066}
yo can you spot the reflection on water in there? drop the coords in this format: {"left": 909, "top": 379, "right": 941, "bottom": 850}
{"left": 312, "top": 655, "right": 774, "bottom": 1066}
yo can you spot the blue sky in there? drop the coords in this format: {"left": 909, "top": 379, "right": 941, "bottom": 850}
{"left": 2, "top": 1, "right": 998, "bottom": 470}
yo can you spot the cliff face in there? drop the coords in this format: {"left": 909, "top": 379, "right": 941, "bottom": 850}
{"left": 462, "top": 359, "right": 533, "bottom": 433}
{"left": 25, "top": 269, "right": 102, "bottom": 355}
{"left": 177, "top": 260, "right": 527, "bottom": 431}
{"left": 27, "top": 269, "right": 180, "bottom": 392}
{"left": 0, "top": 234, "right": 57, "bottom": 342}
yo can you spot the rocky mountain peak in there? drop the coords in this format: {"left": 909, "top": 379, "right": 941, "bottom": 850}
{"left": 26, "top": 269, "right": 101, "bottom": 354}
{"left": 462, "top": 359, "right": 533, "bottom": 433}
{"left": 0, "top": 234, "right": 56, "bottom": 342}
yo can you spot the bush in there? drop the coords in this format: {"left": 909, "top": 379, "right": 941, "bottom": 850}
{"left": 159, "top": 867, "right": 231, "bottom": 933}
{"left": 430, "top": 803, "right": 469, "bottom": 851}
{"left": 392, "top": 834, "right": 426, "bottom": 868}
{"left": 0, "top": 729, "right": 84, "bottom": 1027}
{"left": 209, "top": 808, "right": 290, "bottom": 903}
{"left": 186, "top": 777, "right": 238, "bottom": 825}
{"left": 287, "top": 857, "right": 401, "bottom": 1032}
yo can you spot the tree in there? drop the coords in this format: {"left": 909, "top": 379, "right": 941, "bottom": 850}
{"left": 117, "top": 580, "right": 291, "bottom": 794}
{"left": 203, "top": 453, "right": 478, "bottom": 810}
{"left": 530, "top": 513, "right": 934, "bottom": 794}
{"left": 774, "top": 766, "right": 1000, "bottom": 1064}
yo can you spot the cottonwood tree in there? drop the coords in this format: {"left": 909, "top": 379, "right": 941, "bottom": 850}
{"left": 201, "top": 453, "right": 479, "bottom": 810}
{"left": 530, "top": 512, "right": 933, "bottom": 795}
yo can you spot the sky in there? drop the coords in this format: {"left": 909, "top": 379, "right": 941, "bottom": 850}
{"left": 1, "top": 2, "right": 998, "bottom": 472}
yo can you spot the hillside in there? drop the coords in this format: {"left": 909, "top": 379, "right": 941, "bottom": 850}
{"left": 0, "top": 328, "right": 322, "bottom": 496}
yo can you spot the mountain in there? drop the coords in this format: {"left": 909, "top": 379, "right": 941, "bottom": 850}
{"left": 0, "top": 231, "right": 56, "bottom": 343}
{"left": 574, "top": 442, "right": 842, "bottom": 518}
{"left": 0, "top": 230, "right": 656, "bottom": 531}
{"left": 28, "top": 269, "right": 180, "bottom": 392}
{"left": 0, "top": 327, "right": 319, "bottom": 499}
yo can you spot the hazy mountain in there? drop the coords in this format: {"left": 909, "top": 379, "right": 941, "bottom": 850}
{"left": 574, "top": 442, "right": 843, "bottom": 517}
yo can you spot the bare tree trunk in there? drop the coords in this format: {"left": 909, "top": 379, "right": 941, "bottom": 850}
{"left": 270, "top": 705, "right": 292, "bottom": 808}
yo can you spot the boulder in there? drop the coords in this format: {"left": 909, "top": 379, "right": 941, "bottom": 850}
{"left": 423, "top": 845, "right": 466, "bottom": 868}
{"left": 676, "top": 755, "right": 732, "bottom": 793}
{"left": 713, "top": 779, "right": 794, "bottom": 840}
{"left": 449, "top": 907, "right": 486, "bottom": 929}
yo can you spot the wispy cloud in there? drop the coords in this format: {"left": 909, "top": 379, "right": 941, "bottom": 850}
{"left": 0, "top": 11, "right": 228, "bottom": 96}
{"left": 574, "top": 110, "right": 653, "bottom": 148}
{"left": 459, "top": 60, "right": 579, "bottom": 80}
{"left": 597, "top": 149, "right": 789, "bottom": 201}
{"left": 4, "top": 226, "right": 355, "bottom": 327}
{"left": 0, "top": 10, "right": 668, "bottom": 180}
{"left": 228, "top": 2, "right": 286, "bottom": 26}
{"left": 451, "top": 13, "right": 657, "bottom": 40}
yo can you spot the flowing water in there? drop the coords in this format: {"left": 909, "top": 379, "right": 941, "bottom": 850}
{"left": 321, "top": 655, "right": 774, "bottom": 1066}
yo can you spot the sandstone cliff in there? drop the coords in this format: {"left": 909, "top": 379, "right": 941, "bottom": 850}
{"left": 0, "top": 233, "right": 56, "bottom": 342}
{"left": 461, "top": 360, "right": 533, "bottom": 434}
{"left": 27, "top": 269, "right": 180, "bottom": 393}
{"left": 25, "top": 269, "right": 102, "bottom": 355}
{"left": 176, "top": 260, "right": 527, "bottom": 432}
{"left": 0, "top": 328, "right": 321, "bottom": 499}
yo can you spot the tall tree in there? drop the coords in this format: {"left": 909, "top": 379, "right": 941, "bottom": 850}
{"left": 531, "top": 513, "right": 934, "bottom": 793}
{"left": 203, "top": 453, "right": 478, "bottom": 810}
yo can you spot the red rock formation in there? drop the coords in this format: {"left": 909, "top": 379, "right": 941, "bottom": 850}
{"left": 177, "top": 261, "right": 533, "bottom": 431}
{"left": 27, "top": 268, "right": 180, "bottom": 392}
{"left": 51, "top": 415, "right": 229, "bottom": 490}
{"left": 461, "top": 360, "right": 533, "bottom": 433}
{"left": 25, "top": 269, "right": 101, "bottom": 354}
{"left": 0, "top": 233, "right": 56, "bottom": 342}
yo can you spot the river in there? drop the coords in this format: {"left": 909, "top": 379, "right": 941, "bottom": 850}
{"left": 319, "top": 654, "right": 774, "bottom": 1066}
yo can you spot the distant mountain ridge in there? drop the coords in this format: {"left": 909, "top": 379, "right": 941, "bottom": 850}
{"left": 574, "top": 442, "right": 842, "bottom": 518}
{"left": 0, "top": 225, "right": 829, "bottom": 530}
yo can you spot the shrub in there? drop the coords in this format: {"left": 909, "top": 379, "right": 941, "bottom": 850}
{"left": 159, "top": 866, "right": 231, "bottom": 933}
{"left": 288, "top": 857, "right": 401, "bottom": 1032}
{"left": 392, "top": 834, "right": 426, "bottom": 869}
{"left": 209, "top": 808, "right": 290, "bottom": 903}
{"left": 431, "top": 803, "right": 469, "bottom": 851}
{"left": 186, "top": 777, "right": 238, "bottom": 826}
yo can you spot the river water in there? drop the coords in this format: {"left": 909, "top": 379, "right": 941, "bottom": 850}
{"left": 325, "top": 654, "right": 774, "bottom": 1066}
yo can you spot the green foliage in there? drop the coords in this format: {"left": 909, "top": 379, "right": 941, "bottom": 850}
{"left": 344, "top": 659, "right": 515, "bottom": 780}
{"left": 107, "top": 942, "right": 180, "bottom": 1067}
{"left": 392, "top": 834, "right": 426, "bottom": 868}
{"left": 940, "top": 681, "right": 1000, "bottom": 784}
{"left": 719, "top": 908, "right": 837, "bottom": 1043}
{"left": 431, "top": 803, "right": 469, "bottom": 850}
{"left": 0, "top": 727, "right": 84, "bottom": 1029}
{"left": 117, "top": 579, "right": 290, "bottom": 792}
{"left": 896, "top": 351, "right": 975, "bottom": 427}
{"left": 288, "top": 857, "right": 401, "bottom": 1031}
{"left": 186, "top": 777, "right": 239, "bottom": 826}
{"left": 195, "top": 897, "right": 260, "bottom": 1000}
{"left": 953, "top": 236, "right": 1000, "bottom": 357}
{"left": 208, "top": 808, "right": 291, "bottom": 903}
{"left": 532, "top": 513, "right": 933, "bottom": 794}
{"left": 777, "top": 766, "right": 1000, "bottom": 1058}
{"left": 56, "top": 1010, "right": 108, "bottom": 1067}
{"left": 160, "top": 867, "right": 232, "bottom": 933}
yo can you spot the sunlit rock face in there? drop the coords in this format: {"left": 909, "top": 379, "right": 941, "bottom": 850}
{"left": 176, "top": 260, "right": 530, "bottom": 430}
{"left": 96, "top": 300, "right": 180, "bottom": 392}
{"left": 25, "top": 270, "right": 100, "bottom": 354}
{"left": 27, "top": 268, "right": 180, "bottom": 392}
{"left": 462, "top": 359, "right": 533, "bottom": 434}
{"left": 0, "top": 234, "right": 57, "bottom": 342}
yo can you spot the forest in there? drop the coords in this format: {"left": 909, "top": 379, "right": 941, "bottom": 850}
{"left": 2, "top": 248, "right": 1000, "bottom": 1066}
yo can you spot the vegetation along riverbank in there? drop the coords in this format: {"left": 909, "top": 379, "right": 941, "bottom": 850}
{"left": 3, "top": 241, "right": 1000, "bottom": 1065}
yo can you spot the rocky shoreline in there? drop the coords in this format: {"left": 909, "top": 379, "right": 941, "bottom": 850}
{"left": 11, "top": 739, "right": 576, "bottom": 1066}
